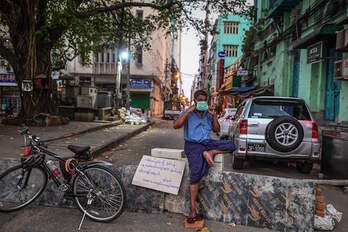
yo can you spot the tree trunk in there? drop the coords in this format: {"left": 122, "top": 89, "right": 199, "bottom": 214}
{"left": 15, "top": 45, "right": 57, "bottom": 119}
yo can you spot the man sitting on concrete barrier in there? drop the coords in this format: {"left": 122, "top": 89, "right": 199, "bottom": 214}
{"left": 173, "top": 89, "right": 235, "bottom": 223}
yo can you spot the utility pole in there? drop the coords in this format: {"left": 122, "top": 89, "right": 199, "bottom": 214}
{"left": 203, "top": 0, "right": 210, "bottom": 89}
{"left": 125, "top": 36, "right": 131, "bottom": 109}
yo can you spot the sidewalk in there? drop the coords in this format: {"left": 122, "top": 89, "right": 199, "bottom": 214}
{"left": 0, "top": 120, "right": 149, "bottom": 159}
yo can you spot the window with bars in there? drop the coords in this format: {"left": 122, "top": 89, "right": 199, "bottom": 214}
{"left": 223, "top": 45, "right": 238, "bottom": 57}
{"left": 136, "top": 10, "right": 143, "bottom": 19}
{"left": 224, "top": 21, "right": 239, "bottom": 34}
{"left": 136, "top": 46, "right": 143, "bottom": 64}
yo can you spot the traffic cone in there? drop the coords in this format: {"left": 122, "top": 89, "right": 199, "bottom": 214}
{"left": 315, "top": 185, "right": 326, "bottom": 217}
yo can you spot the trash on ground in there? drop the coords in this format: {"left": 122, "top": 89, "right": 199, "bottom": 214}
{"left": 326, "top": 204, "right": 343, "bottom": 223}
{"left": 124, "top": 108, "right": 148, "bottom": 125}
{"left": 314, "top": 215, "right": 335, "bottom": 231}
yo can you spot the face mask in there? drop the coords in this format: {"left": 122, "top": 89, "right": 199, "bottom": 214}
{"left": 196, "top": 101, "right": 208, "bottom": 111}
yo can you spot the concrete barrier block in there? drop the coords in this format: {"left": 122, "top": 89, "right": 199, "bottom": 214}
{"left": 118, "top": 165, "right": 165, "bottom": 213}
{"left": 198, "top": 170, "right": 315, "bottom": 231}
{"left": 151, "top": 148, "right": 184, "bottom": 160}
{"left": 213, "top": 153, "right": 233, "bottom": 171}
{"left": 164, "top": 168, "right": 190, "bottom": 215}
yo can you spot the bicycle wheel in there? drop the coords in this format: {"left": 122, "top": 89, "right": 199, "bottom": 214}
{"left": 0, "top": 165, "right": 47, "bottom": 212}
{"left": 73, "top": 165, "right": 125, "bottom": 222}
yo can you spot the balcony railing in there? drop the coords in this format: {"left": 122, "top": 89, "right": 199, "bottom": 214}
{"left": 268, "top": 0, "right": 301, "bottom": 18}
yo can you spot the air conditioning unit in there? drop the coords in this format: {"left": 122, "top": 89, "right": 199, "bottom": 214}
{"left": 334, "top": 60, "right": 348, "bottom": 80}
{"left": 336, "top": 29, "right": 348, "bottom": 52}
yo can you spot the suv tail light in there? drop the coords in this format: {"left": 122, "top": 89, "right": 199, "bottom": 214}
{"left": 312, "top": 122, "right": 319, "bottom": 140}
{"left": 240, "top": 120, "right": 248, "bottom": 135}
{"left": 24, "top": 146, "right": 31, "bottom": 157}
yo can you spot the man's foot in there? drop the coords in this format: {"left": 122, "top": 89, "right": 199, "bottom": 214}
{"left": 187, "top": 212, "right": 204, "bottom": 224}
{"left": 203, "top": 151, "right": 214, "bottom": 167}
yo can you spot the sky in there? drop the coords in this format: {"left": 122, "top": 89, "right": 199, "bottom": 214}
{"left": 180, "top": 1, "right": 253, "bottom": 101}
{"left": 180, "top": 28, "right": 200, "bottom": 101}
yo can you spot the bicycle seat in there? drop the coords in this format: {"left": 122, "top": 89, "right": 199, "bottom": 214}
{"left": 68, "top": 145, "right": 91, "bottom": 154}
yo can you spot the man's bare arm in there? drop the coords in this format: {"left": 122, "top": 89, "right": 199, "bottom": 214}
{"left": 208, "top": 105, "right": 220, "bottom": 133}
{"left": 173, "top": 105, "right": 195, "bottom": 129}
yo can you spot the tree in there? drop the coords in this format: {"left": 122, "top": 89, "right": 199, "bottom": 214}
{"left": 0, "top": 0, "right": 250, "bottom": 119}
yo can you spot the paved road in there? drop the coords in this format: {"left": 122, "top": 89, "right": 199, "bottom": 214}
{"left": 100, "top": 120, "right": 184, "bottom": 166}
{"left": 0, "top": 207, "right": 272, "bottom": 232}
{"left": 101, "top": 120, "right": 319, "bottom": 180}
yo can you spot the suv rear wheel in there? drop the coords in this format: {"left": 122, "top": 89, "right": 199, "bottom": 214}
{"left": 266, "top": 116, "right": 304, "bottom": 153}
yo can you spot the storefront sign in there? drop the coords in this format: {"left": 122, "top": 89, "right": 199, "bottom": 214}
{"left": 132, "top": 156, "right": 186, "bottom": 195}
{"left": 237, "top": 70, "right": 248, "bottom": 76}
{"left": 218, "top": 51, "right": 226, "bottom": 58}
{"left": 307, "top": 42, "right": 322, "bottom": 64}
{"left": 0, "top": 73, "right": 17, "bottom": 86}
{"left": 129, "top": 79, "right": 152, "bottom": 89}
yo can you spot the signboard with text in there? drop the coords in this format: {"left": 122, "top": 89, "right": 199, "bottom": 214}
{"left": 0, "top": 73, "right": 17, "bottom": 86}
{"left": 307, "top": 42, "right": 322, "bottom": 64}
{"left": 129, "top": 79, "right": 152, "bottom": 89}
{"left": 132, "top": 156, "right": 186, "bottom": 195}
{"left": 237, "top": 70, "right": 248, "bottom": 76}
{"left": 218, "top": 51, "right": 226, "bottom": 58}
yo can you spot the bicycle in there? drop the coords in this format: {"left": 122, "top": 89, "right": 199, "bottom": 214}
{"left": 0, "top": 127, "right": 126, "bottom": 225}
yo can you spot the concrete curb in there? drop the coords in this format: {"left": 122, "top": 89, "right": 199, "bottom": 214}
{"left": 91, "top": 121, "right": 155, "bottom": 156}
{"left": 42, "top": 120, "right": 123, "bottom": 143}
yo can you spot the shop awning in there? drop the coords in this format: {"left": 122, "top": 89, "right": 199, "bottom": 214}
{"left": 292, "top": 24, "right": 342, "bottom": 49}
{"left": 230, "top": 86, "right": 255, "bottom": 94}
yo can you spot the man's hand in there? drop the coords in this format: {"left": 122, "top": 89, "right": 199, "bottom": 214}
{"left": 173, "top": 104, "right": 195, "bottom": 129}
{"left": 187, "top": 104, "right": 196, "bottom": 113}
{"left": 208, "top": 105, "right": 216, "bottom": 116}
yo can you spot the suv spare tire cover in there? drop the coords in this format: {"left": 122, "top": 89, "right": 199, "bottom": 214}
{"left": 266, "top": 116, "right": 304, "bottom": 153}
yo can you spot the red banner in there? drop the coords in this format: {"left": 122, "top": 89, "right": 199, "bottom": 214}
{"left": 219, "top": 59, "right": 224, "bottom": 89}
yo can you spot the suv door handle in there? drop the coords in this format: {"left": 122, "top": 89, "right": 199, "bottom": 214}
{"left": 248, "top": 122, "right": 260, "bottom": 126}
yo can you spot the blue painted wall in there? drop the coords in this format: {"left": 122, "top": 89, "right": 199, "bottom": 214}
{"left": 216, "top": 14, "right": 251, "bottom": 68}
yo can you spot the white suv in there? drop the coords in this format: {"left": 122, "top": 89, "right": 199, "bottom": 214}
{"left": 229, "top": 97, "right": 320, "bottom": 173}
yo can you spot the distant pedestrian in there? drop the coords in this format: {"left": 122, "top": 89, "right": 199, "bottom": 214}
{"left": 173, "top": 89, "right": 235, "bottom": 223}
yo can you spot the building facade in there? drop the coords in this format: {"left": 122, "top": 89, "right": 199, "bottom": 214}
{"left": 252, "top": 0, "right": 348, "bottom": 124}
{"left": 66, "top": 7, "right": 181, "bottom": 118}
{"left": 207, "top": 14, "right": 251, "bottom": 95}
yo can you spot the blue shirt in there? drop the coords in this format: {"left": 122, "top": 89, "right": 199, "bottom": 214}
{"left": 182, "top": 110, "right": 213, "bottom": 143}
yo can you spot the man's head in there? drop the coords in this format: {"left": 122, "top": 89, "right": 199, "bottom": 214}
{"left": 194, "top": 90, "right": 208, "bottom": 111}
{"left": 194, "top": 90, "right": 208, "bottom": 102}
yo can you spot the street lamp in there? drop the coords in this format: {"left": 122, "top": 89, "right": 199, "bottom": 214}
{"left": 117, "top": 49, "right": 130, "bottom": 109}
{"left": 120, "top": 50, "right": 129, "bottom": 62}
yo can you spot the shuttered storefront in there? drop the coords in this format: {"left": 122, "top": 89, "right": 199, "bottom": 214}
{"left": 130, "top": 92, "right": 150, "bottom": 109}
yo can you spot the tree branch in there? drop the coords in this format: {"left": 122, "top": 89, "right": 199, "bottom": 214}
{"left": 77, "top": 1, "right": 177, "bottom": 18}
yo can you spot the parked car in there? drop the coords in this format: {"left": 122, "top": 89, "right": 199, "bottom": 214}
{"left": 229, "top": 96, "right": 320, "bottom": 173}
{"left": 218, "top": 108, "right": 237, "bottom": 139}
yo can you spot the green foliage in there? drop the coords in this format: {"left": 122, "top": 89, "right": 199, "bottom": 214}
{"left": 0, "top": 0, "right": 252, "bottom": 72}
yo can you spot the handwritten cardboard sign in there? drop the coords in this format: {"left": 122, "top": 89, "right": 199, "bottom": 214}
{"left": 132, "top": 156, "right": 186, "bottom": 195}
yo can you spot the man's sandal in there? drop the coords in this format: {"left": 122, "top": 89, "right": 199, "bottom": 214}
{"left": 186, "top": 214, "right": 204, "bottom": 224}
